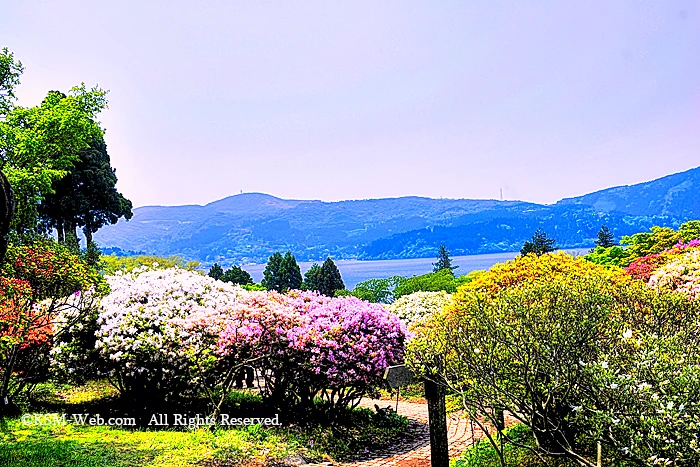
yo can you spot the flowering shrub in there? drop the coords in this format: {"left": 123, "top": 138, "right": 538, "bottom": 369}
{"left": 408, "top": 251, "right": 700, "bottom": 465}
{"left": 623, "top": 238, "right": 700, "bottom": 286}
{"left": 285, "top": 295, "right": 406, "bottom": 410}
{"left": 387, "top": 291, "right": 452, "bottom": 327}
{"left": 2, "top": 237, "right": 106, "bottom": 299}
{"left": 459, "top": 252, "right": 632, "bottom": 296}
{"left": 94, "top": 267, "right": 407, "bottom": 413}
{"left": 95, "top": 266, "right": 246, "bottom": 400}
{"left": 0, "top": 239, "right": 104, "bottom": 412}
{"left": 49, "top": 288, "right": 104, "bottom": 382}
{"left": 624, "top": 253, "right": 665, "bottom": 281}
{"left": 216, "top": 291, "right": 407, "bottom": 412}
{"left": 647, "top": 249, "right": 700, "bottom": 298}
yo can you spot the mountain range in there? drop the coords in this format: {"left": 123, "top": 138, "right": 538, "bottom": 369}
{"left": 95, "top": 166, "right": 700, "bottom": 266}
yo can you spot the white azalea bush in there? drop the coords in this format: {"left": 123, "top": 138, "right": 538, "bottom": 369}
{"left": 648, "top": 248, "right": 700, "bottom": 298}
{"left": 387, "top": 291, "right": 452, "bottom": 327}
{"left": 95, "top": 266, "right": 247, "bottom": 400}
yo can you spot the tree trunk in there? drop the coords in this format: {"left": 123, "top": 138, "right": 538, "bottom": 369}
{"left": 83, "top": 222, "right": 93, "bottom": 246}
{"left": 57, "top": 220, "right": 65, "bottom": 244}
{"left": 0, "top": 170, "right": 15, "bottom": 265}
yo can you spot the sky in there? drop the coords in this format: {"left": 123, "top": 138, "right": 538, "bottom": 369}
{"left": 3, "top": 1, "right": 699, "bottom": 208}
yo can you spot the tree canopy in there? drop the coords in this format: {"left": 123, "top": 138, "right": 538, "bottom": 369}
{"left": 261, "top": 251, "right": 302, "bottom": 292}
{"left": 221, "top": 265, "right": 253, "bottom": 286}
{"left": 39, "top": 137, "right": 132, "bottom": 245}
{"left": 303, "top": 257, "right": 345, "bottom": 296}
{"left": 208, "top": 263, "right": 224, "bottom": 280}
{"left": 1, "top": 85, "right": 108, "bottom": 233}
{"left": 0, "top": 48, "right": 23, "bottom": 116}
{"left": 432, "top": 243, "right": 458, "bottom": 274}
{"left": 594, "top": 225, "right": 616, "bottom": 248}
{"left": 520, "top": 228, "right": 556, "bottom": 256}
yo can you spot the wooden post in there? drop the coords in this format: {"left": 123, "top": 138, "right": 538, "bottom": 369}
{"left": 424, "top": 377, "right": 449, "bottom": 467}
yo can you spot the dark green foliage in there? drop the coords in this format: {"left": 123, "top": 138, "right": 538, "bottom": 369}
{"left": 80, "top": 241, "right": 103, "bottom": 268}
{"left": 320, "top": 257, "right": 345, "bottom": 296}
{"left": 520, "top": 228, "right": 556, "bottom": 256}
{"left": 594, "top": 225, "right": 616, "bottom": 248}
{"left": 432, "top": 243, "right": 457, "bottom": 274}
{"left": 303, "top": 263, "right": 322, "bottom": 291}
{"left": 221, "top": 265, "right": 253, "bottom": 286}
{"left": 208, "top": 263, "right": 224, "bottom": 280}
{"left": 262, "top": 251, "right": 302, "bottom": 292}
{"left": 0, "top": 170, "right": 15, "bottom": 265}
{"left": 39, "top": 137, "right": 133, "bottom": 245}
{"left": 303, "top": 257, "right": 345, "bottom": 296}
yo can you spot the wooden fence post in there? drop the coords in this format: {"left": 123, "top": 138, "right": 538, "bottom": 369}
{"left": 424, "top": 377, "right": 449, "bottom": 467}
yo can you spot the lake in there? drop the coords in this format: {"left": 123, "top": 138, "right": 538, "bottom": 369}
{"left": 242, "top": 248, "right": 591, "bottom": 289}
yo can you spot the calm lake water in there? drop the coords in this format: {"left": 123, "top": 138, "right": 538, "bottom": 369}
{"left": 242, "top": 248, "right": 591, "bottom": 289}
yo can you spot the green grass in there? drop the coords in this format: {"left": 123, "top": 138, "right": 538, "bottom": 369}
{"left": 452, "top": 424, "right": 637, "bottom": 467}
{"left": 1, "top": 380, "right": 409, "bottom": 467}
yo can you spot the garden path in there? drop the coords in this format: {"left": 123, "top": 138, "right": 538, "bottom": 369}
{"left": 304, "top": 399, "right": 518, "bottom": 467}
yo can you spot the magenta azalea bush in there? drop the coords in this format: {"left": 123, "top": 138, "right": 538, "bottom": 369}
{"left": 88, "top": 267, "right": 407, "bottom": 411}
{"left": 215, "top": 291, "right": 407, "bottom": 410}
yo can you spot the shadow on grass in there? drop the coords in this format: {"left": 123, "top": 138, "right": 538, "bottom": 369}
{"left": 0, "top": 437, "right": 159, "bottom": 467}
{"left": 23, "top": 387, "right": 274, "bottom": 430}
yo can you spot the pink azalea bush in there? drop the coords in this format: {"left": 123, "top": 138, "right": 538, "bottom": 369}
{"left": 625, "top": 238, "right": 700, "bottom": 282}
{"left": 216, "top": 291, "right": 407, "bottom": 410}
{"left": 91, "top": 267, "right": 408, "bottom": 411}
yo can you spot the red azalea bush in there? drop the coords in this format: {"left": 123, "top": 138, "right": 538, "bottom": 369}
{"left": 0, "top": 238, "right": 104, "bottom": 411}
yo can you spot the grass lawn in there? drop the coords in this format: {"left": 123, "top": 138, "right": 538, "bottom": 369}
{"left": 0, "top": 380, "right": 409, "bottom": 467}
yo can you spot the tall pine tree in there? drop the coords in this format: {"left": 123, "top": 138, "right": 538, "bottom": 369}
{"left": 594, "top": 225, "right": 616, "bottom": 248}
{"left": 262, "top": 251, "right": 302, "bottom": 292}
{"left": 303, "top": 257, "right": 345, "bottom": 296}
{"left": 221, "top": 265, "right": 253, "bottom": 286}
{"left": 208, "top": 263, "right": 224, "bottom": 280}
{"left": 521, "top": 228, "right": 556, "bottom": 256}
{"left": 433, "top": 243, "right": 458, "bottom": 275}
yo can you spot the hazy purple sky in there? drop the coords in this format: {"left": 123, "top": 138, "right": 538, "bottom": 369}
{"left": 3, "top": 1, "right": 699, "bottom": 207}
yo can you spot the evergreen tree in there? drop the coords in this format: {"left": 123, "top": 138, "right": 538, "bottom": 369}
{"left": 302, "top": 258, "right": 345, "bottom": 296}
{"left": 39, "top": 136, "right": 133, "bottom": 245}
{"left": 521, "top": 228, "right": 556, "bottom": 256}
{"left": 208, "top": 263, "right": 224, "bottom": 280}
{"left": 595, "top": 225, "right": 616, "bottom": 248}
{"left": 262, "top": 251, "right": 302, "bottom": 292}
{"left": 221, "top": 265, "right": 253, "bottom": 286}
{"left": 319, "top": 257, "right": 345, "bottom": 296}
{"left": 302, "top": 263, "right": 322, "bottom": 292}
{"left": 432, "top": 243, "right": 458, "bottom": 275}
